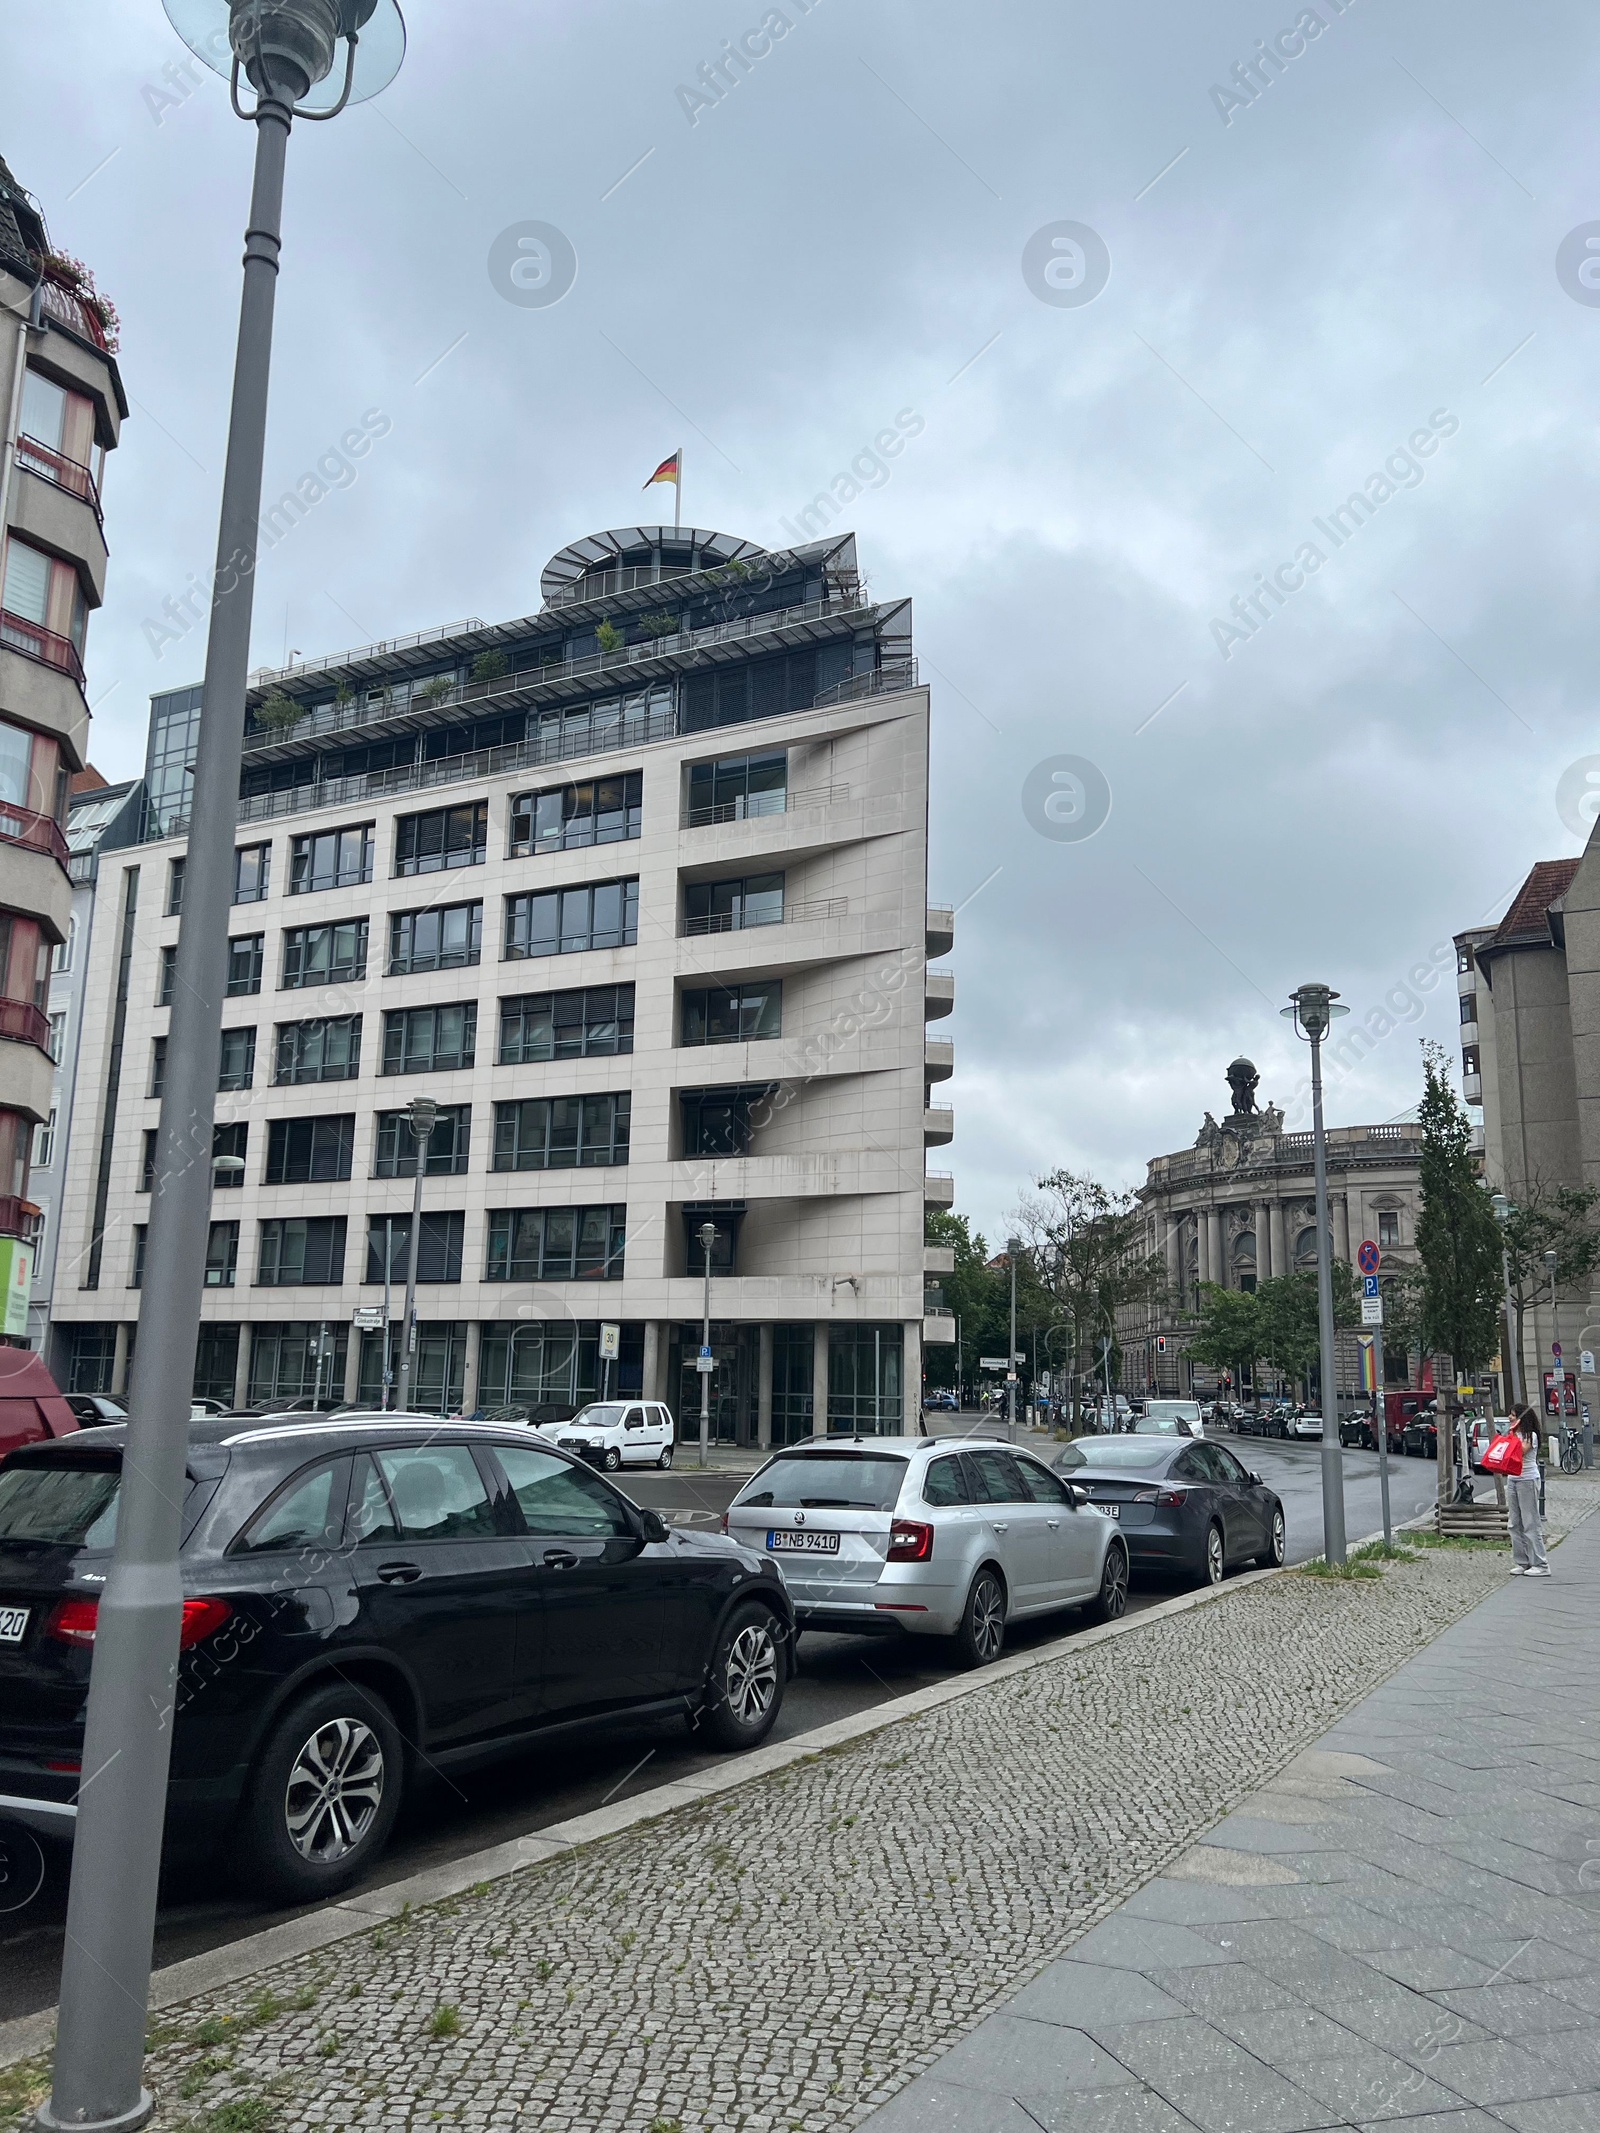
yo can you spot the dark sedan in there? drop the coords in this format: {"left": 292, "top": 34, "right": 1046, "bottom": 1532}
{"left": 0, "top": 1417, "right": 792, "bottom": 1899}
{"left": 1052, "top": 1435, "right": 1285, "bottom": 1586}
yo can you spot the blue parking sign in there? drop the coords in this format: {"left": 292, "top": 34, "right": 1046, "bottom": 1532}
{"left": 1362, "top": 1274, "right": 1381, "bottom": 1299}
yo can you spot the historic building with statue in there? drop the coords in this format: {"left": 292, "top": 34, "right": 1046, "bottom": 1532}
{"left": 1121, "top": 1060, "right": 1425, "bottom": 1399}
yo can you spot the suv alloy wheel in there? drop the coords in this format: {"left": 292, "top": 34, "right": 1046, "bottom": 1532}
{"left": 697, "top": 1601, "right": 784, "bottom": 1749}
{"left": 241, "top": 1681, "right": 403, "bottom": 1899}
{"left": 952, "top": 1567, "right": 1006, "bottom": 1669}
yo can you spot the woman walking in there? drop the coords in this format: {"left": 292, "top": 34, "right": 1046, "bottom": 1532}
{"left": 1508, "top": 1404, "right": 1551, "bottom": 1577}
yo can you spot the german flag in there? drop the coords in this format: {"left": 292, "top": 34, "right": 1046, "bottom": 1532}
{"left": 643, "top": 452, "right": 680, "bottom": 489}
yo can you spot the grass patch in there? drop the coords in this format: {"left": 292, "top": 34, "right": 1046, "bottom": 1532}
{"left": 1299, "top": 1557, "right": 1385, "bottom": 1581}
{"left": 0, "top": 2060, "right": 49, "bottom": 2129}
{"left": 176, "top": 2101, "right": 280, "bottom": 2133}
{"left": 1405, "top": 1530, "right": 1509, "bottom": 1550}
{"left": 1352, "top": 1540, "right": 1420, "bottom": 1563}
{"left": 426, "top": 2004, "right": 462, "bottom": 2040}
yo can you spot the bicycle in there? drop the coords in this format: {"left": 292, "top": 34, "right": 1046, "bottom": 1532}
{"left": 1560, "top": 1425, "right": 1585, "bottom": 1475}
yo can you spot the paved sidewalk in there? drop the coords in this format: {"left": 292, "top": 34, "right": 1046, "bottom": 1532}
{"left": 863, "top": 1512, "right": 1600, "bottom": 2133}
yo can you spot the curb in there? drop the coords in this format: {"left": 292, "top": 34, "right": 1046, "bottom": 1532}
{"left": 0, "top": 1556, "right": 1285, "bottom": 2072}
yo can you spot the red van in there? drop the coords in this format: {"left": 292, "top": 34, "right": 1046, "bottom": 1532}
{"left": 0, "top": 1346, "right": 79, "bottom": 1461}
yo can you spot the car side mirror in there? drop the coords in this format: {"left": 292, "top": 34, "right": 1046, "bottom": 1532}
{"left": 1066, "top": 1483, "right": 1087, "bottom": 1508}
{"left": 1249, "top": 1472, "right": 1262, "bottom": 1487}
{"left": 638, "top": 1507, "right": 670, "bottom": 1544}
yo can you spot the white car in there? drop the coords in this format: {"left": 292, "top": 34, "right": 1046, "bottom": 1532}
{"left": 539, "top": 1400, "right": 675, "bottom": 1471}
{"left": 1287, "top": 1411, "right": 1324, "bottom": 1440}
{"left": 1137, "top": 1399, "right": 1205, "bottom": 1439}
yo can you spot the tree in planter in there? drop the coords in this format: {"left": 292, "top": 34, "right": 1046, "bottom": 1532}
{"left": 470, "top": 649, "right": 509, "bottom": 684}
{"left": 595, "top": 620, "right": 625, "bottom": 654}
{"left": 1499, "top": 1176, "right": 1600, "bottom": 1386}
{"left": 332, "top": 680, "right": 355, "bottom": 708}
{"left": 255, "top": 689, "right": 305, "bottom": 734}
{"left": 1415, "top": 1040, "right": 1503, "bottom": 1421}
{"left": 1010, "top": 1169, "right": 1164, "bottom": 1430}
{"left": 415, "top": 675, "right": 454, "bottom": 706}
{"left": 639, "top": 612, "right": 679, "bottom": 639}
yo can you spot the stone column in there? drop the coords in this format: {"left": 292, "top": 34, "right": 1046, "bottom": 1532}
{"left": 1257, "top": 1202, "right": 1275, "bottom": 1282}
{"left": 1205, "top": 1208, "right": 1223, "bottom": 1287}
{"left": 812, "top": 1321, "right": 830, "bottom": 1436}
{"left": 1196, "top": 1212, "right": 1209, "bottom": 1286}
{"left": 461, "top": 1321, "right": 481, "bottom": 1415}
{"left": 1164, "top": 1215, "right": 1182, "bottom": 1296}
{"left": 1269, "top": 1202, "right": 1287, "bottom": 1281}
{"left": 642, "top": 1319, "right": 667, "bottom": 1402}
{"left": 1334, "top": 1191, "right": 1351, "bottom": 1265}
{"left": 342, "top": 1326, "right": 362, "bottom": 1407}
{"left": 903, "top": 1319, "right": 922, "bottom": 1429}
{"left": 111, "top": 1322, "right": 130, "bottom": 1398}
{"left": 233, "top": 1322, "right": 252, "bottom": 1410}
{"left": 757, "top": 1324, "right": 774, "bottom": 1449}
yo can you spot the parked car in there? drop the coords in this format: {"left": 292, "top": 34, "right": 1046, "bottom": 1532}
{"left": 1464, "top": 1415, "right": 1512, "bottom": 1471}
{"left": 922, "top": 1390, "right": 960, "bottom": 1413}
{"left": 723, "top": 1433, "right": 1129, "bottom": 1667}
{"left": 1135, "top": 1400, "right": 1205, "bottom": 1439}
{"left": 0, "top": 1416, "right": 789, "bottom": 1896}
{"left": 61, "top": 1394, "right": 127, "bottom": 1429}
{"left": 537, "top": 1400, "right": 675, "bottom": 1471}
{"left": 0, "top": 1352, "right": 80, "bottom": 1460}
{"left": 1403, "top": 1412, "right": 1439, "bottom": 1459}
{"left": 1054, "top": 1434, "right": 1286, "bottom": 1586}
{"left": 1286, "top": 1411, "right": 1323, "bottom": 1442}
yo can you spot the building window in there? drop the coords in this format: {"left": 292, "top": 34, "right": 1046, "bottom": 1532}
{"left": 247, "top": 1322, "right": 347, "bottom": 1406}
{"left": 1459, "top": 992, "right": 1477, "bottom": 1025}
{"left": 365, "top": 1211, "right": 465, "bottom": 1284}
{"left": 275, "top": 1014, "right": 363, "bottom": 1084}
{"left": 33, "top": 1107, "right": 55, "bottom": 1168}
{"left": 1457, "top": 945, "right": 1475, "bottom": 973}
{"left": 289, "top": 823, "right": 373, "bottom": 894}
{"left": 2, "top": 535, "right": 87, "bottom": 658}
{"left": 213, "top": 1121, "right": 247, "bottom": 1185}
{"left": 281, "top": 920, "right": 368, "bottom": 989}
{"left": 218, "top": 1027, "right": 256, "bottom": 1092}
{"left": 167, "top": 858, "right": 185, "bottom": 915}
{"left": 257, "top": 1215, "right": 347, "bottom": 1286}
{"left": 498, "top": 985, "right": 633, "bottom": 1064}
{"left": 681, "top": 1206, "right": 741, "bottom": 1275}
{"left": 1461, "top": 1046, "right": 1480, "bottom": 1077}
{"left": 686, "top": 752, "right": 787, "bottom": 826}
{"left": 131, "top": 1225, "right": 147, "bottom": 1287}
{"left": 234, "top": 843, "right": 271, "bottom": 904}
{"left": 150, "top": 1036, "right": 166, "bottom": 1098}
{"left": 503, "top": 879, "right": 638, "bottom": 961}
{"left": 827, "top": 1324, "right": 904, "bottom": 1434}
{"left": 204, "top": 1221, "right": 239, "bottom": 1288}
{"left": 679, "top": 1085, "right": 775, "bottom": 1157}
{"left": 47, "top": 1009, "right": 65, "bottom": 1061}
{"left": 680, "top": 981, "right": 782, "bottom": 1046}
{"left": 1377, "top": 1210, "right": 1400, "bottom": 1248}
{"left": 373, "top": 1104, "right": 471, "bottom": 1177}
{"left": 265, "top": 1114, "right": 356, "bottom": 1185}
{"left": 681, "top": 650, "right": 817, "bottom": 734}
{"left": 228, "top": 934, "right": 265, "bottom": 996}
{"left": 51, "top": 916, "right": 76, "bottom": 974}
{"left": 381, "top": 1002, "right": 476, "bottom": 1075}
{"left": 194, "top": 1324, "right": 239, "bottom": 1399}
{"left": 493, "top": 1093, "right": 630, "bottom": 1172}
{"left": 66, "top": 1325, "right": 119, "bottom": 1394}
{"left": 508, "top": 772, "right": 642, "bottom": 856}
{"left": 394, "top": 801, "right": 487, "bottom": 877}
{"left": 683, "top": 873, "right": 783, "bottom": 935}
{"left": 157, "top": 943, "right": 176, "bottom": 1007}
{"left": 388, "top": 902, "right": 482, "bottom": 975}
{"left": 485, "top": 1205, "right": 626, "bottom": 1282}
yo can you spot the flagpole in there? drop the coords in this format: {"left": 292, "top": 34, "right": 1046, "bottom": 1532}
{"left": 675, "top": 444, "right": 683, "bottom": 534}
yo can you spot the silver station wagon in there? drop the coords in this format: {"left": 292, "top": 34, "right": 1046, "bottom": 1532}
{"left": 724, "top": 1433, "right": 1129, "bottom": 1666}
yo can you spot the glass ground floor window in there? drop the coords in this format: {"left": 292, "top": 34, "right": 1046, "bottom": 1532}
{"left": 248, "top": 1322, "right": 348, "bottom": 1407}
{"left": 356, "top": 1321, "right": 466, "bottom": 1414}
{"left": 772, "top": 1322, "right": 815, "bottom": 1445}
{"left": 476, "top": 1319, "right": 643, "bottom": 1421}
{"left": 65, "top": 1324, "right": 119, "bottom": 1394}
{"left": 827, "top": 1324, "right": 904, "bottom": 1434}
{"left": 194, "top": 1324, "right": 239, "bottom": 1404}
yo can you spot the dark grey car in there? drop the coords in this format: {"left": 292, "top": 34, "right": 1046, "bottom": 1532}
{"left": 1052, "top": 1436, "right": 1285, "bottom": 1587}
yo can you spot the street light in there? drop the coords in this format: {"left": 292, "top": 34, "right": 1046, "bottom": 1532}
{"left": 1491, "top": 1194, "right": 1525, "bottom": 1409}
{"left": 44, "top": 14, "right": 406, "bottom": 2128}
{"left": 396, "top": 1095, "right": 437, "bottom": 1412}
{"left": 697, "top": 1220, "right": 718, "bottom": 1468}
{"left": 1281, "top": 982, "right": 1350, "bottom": 1566}
{"left": 1006, "top": 1236, "right": 1021, "bottom": 1442}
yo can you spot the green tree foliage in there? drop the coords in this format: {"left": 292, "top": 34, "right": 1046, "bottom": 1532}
{"left": 1011, "top": 1170, "right": 1164, "bottom": 1426}
{"left": 1187, "top": 1285, "right": 1261, "bottom": 1390}
{"left": 1416, "top": 1042, "right": 1503, "bottom": 1379}
{"left": 1499, "top": 1176, "right": 1600, "bottom": 1373}
{"left": 1256, "top": 1274, "right": 1322, "bottom": 1393}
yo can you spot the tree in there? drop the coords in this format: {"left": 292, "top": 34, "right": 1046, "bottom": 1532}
{"left": 1500, "top": 1177, "right": 1600, "bottom": 1384}
{"left": 1188, "top": 1285, "right": 1262, "bottom": 1395}
{"left": 1378, "top": 1263, "right": 1427, "bottom": 1383}
{"left": 1255, "top": 1274, "right": 1322, "bottom": 1398}
{"left": 1010, "top": 1170, "right": 1164, "bottom": 1427}
{"left": 923, "top": 1209, "right": 1002, "bottom": 1395}
{"left": 1415, "top": 1042, "right": 1503, "bottom": 1380}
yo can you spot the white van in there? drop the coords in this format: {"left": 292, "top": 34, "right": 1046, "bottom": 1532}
{"left": 539, "top": 1400, "right": 675, "bottom": 1470}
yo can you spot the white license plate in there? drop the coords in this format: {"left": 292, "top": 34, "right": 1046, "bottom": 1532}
{"left": 767, "top": 1529, "right": 841, "bottom": 1554}
{"left": 1093, "top": 1503, "right": 1120, "bottom": 1519}
{"left": 0, "top": 1607, "right": 29, "bottom": 1645}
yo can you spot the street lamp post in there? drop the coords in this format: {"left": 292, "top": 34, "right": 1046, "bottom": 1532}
{"left": 396, "top": 1095, "right": 437, "bottom": 1412}
{"left": 43, "top": 10, "right": 406, "bottom": 2130}
{"left": 1281, "top": 983, "right": 1349, "bottom": 1567}
{"left": 1006, "top": 1236, "right": 1021, "bottom": 1442}
{"left": 1491, "top": 1194, "right": 1525, "bottom": 1410}
{"left": 697, "top": 1220, "right": 718, "bottom": 1468}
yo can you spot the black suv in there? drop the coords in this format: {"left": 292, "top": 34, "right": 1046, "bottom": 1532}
{"left": 0, "top": 1418, "right": 791, "bottom": 1898}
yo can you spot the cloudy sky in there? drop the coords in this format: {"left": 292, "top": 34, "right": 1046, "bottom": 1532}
{"left": 7, "top": 0, "right": 1598, "bottom": 1245}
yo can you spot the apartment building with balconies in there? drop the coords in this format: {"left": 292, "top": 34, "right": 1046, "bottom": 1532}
{"left": 0, "top": 153, "right": 124, "bottom": 1284}
{"left": 45, "top": 523, "right": 956, "bottom": 1436}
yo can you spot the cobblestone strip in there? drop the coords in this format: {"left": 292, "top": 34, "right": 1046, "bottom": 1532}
{"left": 12, "top": 1488, "right": 1597, "bottom": 2133}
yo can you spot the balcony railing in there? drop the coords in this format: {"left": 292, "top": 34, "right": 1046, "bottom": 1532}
{"left": 241, "top": 595, "right": 874, "bottom": 751}
{"left": 679, "top": 897, "right": 847, "bottom": 938}
{"left": 0, "top": 802, "right": 71, "bottom": 870}
{"left": 0, "top": 998, "right": 52, "bottom": 1050}
{"left": 15, "top": 433, "right": 102, "bottom": 522}
{"left": 684, "top": 781, "right": 850, "bottom": 829}
{"left": 813, "top": 659, "right": 919, "bottom": 707}
{"left": 0, "top": 609, "right": 85, "bottom": 685}
{"left": 0, "top": 1196, "right": 31, "bottom": 1241}
{"left": 249, "top": 618, "right": 485, "bottom": 692}
{"left": 38, "top": 277, "right": 111, "bottom": 353}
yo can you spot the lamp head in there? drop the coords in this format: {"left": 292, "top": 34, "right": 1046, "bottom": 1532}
{"left": 1492, "top": 1192, "right": 1513, "bottom": 1224}
{"left": 406, "top": 1095, "right": 438, "bottom": 1140}
{"left": 697, "top": 1221, "right": 719, "bottom": 1253}
{"left": 1545, "top": 1249, "right": 1559, "bottom": 1272}
{"left": 162, "top": 0, "right": 405, "bottom": 112}
{"left": 211, "top": 1154, "right": 246, "bottom": 1178}
{"left": 1280, "top": 982, "right": 1349, "bottom": 1042}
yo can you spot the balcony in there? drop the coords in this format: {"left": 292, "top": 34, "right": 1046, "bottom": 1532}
{"left": 0, "top": 999, "right": 52, "bottom": 1051}
{"left": 679, "top": 898, "right": 847, "bottom": 938}
{"left": 924, "top": 1170, "right": 955, "bottom": 1208}
{"left": 925, "top": 970, "right": 954, "bottom": 1020}
{"left": 684, "top": 782, "right": 849, "bottom": 829}
{"left": 924, "top": 1244, "right": 955, "bottom": 1276}
{"left": 1464, "top": 1072, "right": 1483, "bottom": 1104}
{"left": 38, "top": 277, "right": 113, "bottom": 354}
{"left": 924, "top": 1103, "right": 954, "bottom": 1146}
{"left": 0, "top": 1196, "right": 34, "bottom": 1241}
{"left": 923, "top": 1307, "right": 957, "bottom": 1345}
{"left": 0, "top": 803, "right": 70, "bottom": 871}
{"left": 926, "top": 904, "right": 953, "bottom": 958}
{"left": 1459, "top": 1019, "right": 1479, "bottom": 1048}
{"left": 813, "top": 659, "right": 919, "bottom": 708}
{"left": 924, "top": 1035, "right": 954, "bottom": 1082}
{"left": 15, "top": 434, "right": 102, "bottom": 524}
{"left": 0, "top": 610, "right": 85, "bottom": 686}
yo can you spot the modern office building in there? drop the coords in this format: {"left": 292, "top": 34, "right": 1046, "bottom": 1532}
{"left": 45, "top": 523, "right": 955, "bottom": 1434}
{"left": 0, "top": 153, "right": 125, "bottom": 1279}
{"left": 1122, "top": 1058, "right": 1424, "bottom": 1396}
